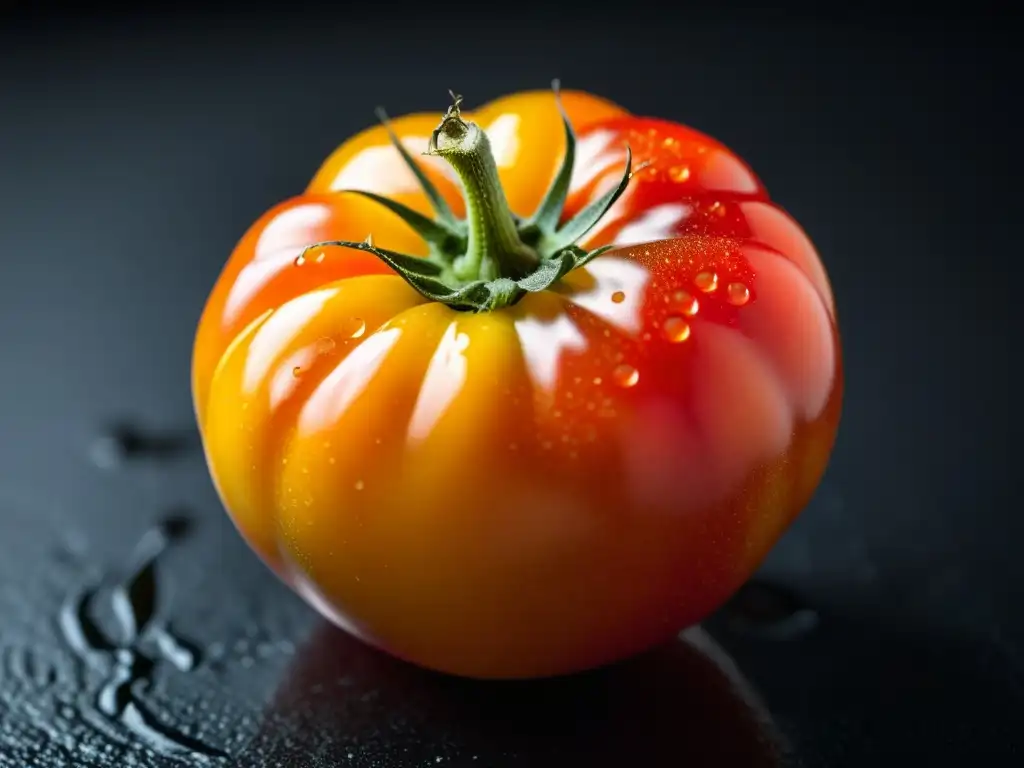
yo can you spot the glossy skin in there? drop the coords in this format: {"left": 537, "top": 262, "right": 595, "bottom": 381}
{"left": 193, "top": 90, "right": 842, "bottom": 679}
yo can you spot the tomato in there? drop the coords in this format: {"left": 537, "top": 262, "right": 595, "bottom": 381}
{"left": 192, "top": 87, "right": 842, "bottom": 680}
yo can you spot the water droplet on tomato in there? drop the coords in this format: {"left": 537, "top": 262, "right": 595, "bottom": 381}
{"left": 315, "top": 251, "right": 326, "bottom": 264}
{"left": 611, "top": 290, "right": 626, "bottom": 303}
{"left": 363, "top": 234, "right": 374, "bottom": 247}
{"left": 694, "top": 271, "right": 718, "bottom": 292}
{"left": 669, "top": 165, "right": 690, "bottom": 182}
{"left": 294, "top": 254, "right": 306, "bottom": 267}
{"left": 316, "top": 337, "right": 336, "bottom": 354}
{"left": 354, "top": 480, "right": 365, "bottom": 491}
{"left": 592, "top": 376, "right": 603, "bottom": 385}
{"left": 612, "top": 364, "right": 639, "bottom": 388}
{"left": 343, "top": 317, "right": 366, "bottom": 339}
{"left": 726, "top": 282, "right": 750, "bottom": 306}
{"left": 292, "top": 366, "right": 303, "bottom": 377}
{"left": 662, "top": 316, "right": 691, "bottom": 343}
{"left": 671, "top": 289, "right": 699, "bottom": 316}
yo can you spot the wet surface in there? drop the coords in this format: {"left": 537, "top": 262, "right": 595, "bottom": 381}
{"left": 0, "top": 8, "right": 1017, "bottom": 767}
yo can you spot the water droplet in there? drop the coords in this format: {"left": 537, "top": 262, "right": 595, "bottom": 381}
{"left": 662, "top": 316, "right": 691, "bottom": 343}
{"left": 292, "top": 366, "right": 303, "bottom": 378}
{"left": 709, "top": 200, "right": 726, "bottom": 217}
{"left": 316, "top": 337, "right": 336, "bottom": 354}
{"left": 611, "top": 290, "right": 626, "bottom": 303}
{"left": 612, "top": 364, "right": 639, "bottom": 388}
{"left": 694, "top": 271, "right": 718, "bottom": 292}
{"left": 363, "top": 233, "right": 374, "bottom": 247}
{"left": 592, "top": 377, "right": 603, "bottom": 385}
{"left": 354, "top": 480, "right": 364, "bottom": 491}
{"left": 671, "top": 289, "right": 699, "bottom": 316}
{"left": 669, "top": 165, "right": 691, "bottom": 182}
{"left": 723, "top": 579, "right": 819, "bottom": 639}
{"left": 343, "top": 317, "right": 366, "bottom": 339}
{"left": 661, "top": 136, "right": 677, "bottom": 148}
{"left": 315, "top": 251, "right": 326, "bottom": 263}
{"left": 294, "top": 254, "right": 306, "bottom": 267}
{"left": 726, "top": 282, "right": 750, "bottom": 306}
{"left": 88, "top": 423, "right": 196, "bottom": 468}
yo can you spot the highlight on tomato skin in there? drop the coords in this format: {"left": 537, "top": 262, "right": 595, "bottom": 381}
{"left": 192, "top": 86, "right": 842, "bottom": 680}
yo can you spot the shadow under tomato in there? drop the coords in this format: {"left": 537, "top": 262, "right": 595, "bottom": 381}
{"left": 237, "top": 623, "right": 785, "bottom": 767}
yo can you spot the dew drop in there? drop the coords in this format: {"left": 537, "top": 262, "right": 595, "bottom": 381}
{"left": 294, "top": 254, "right": 306, "bottom": 267}
{"left": 671, "top": 289, "right": 699, "bottom": 316}
{"left": 662, "top": 316, "right": 691, "bottom": 343}
{"left": 669, "top": 165, "right": 691, "bottom": 182}
{"left": 316, "top": 337, "right": 336, "bottom": 354}
{"left": 612, "top": 364, "right": 639, "bottom": 388}
{"left": 592, "top": 377, "right": 603, "bottom": 385}
{"left": 363, "top": 234, "right": 374, "bottom": 247}
{"left": 662, "top": 136, "right": 677, "bottom": 148}
{"left": 611, "top": 290, "right": 626, "bottom": 304}
{"left": 694, "top": 271, "right": 718, "bottom": 292}
{"left": 292, "top": 366, "right": 303, "bottom": 378}
{"left": 726, "top": 282, "right": 750, "bottom": 306}
{"left": 354, "top": 480, "right": 365, "bottom": 491}
{"left": 343, "top": 317, "right": 367, "bottom": 339}
{"left": 315, "top": 251, "right": 326, "bottom": 264}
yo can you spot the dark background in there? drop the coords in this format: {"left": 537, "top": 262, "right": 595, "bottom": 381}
{"left": 0, "top": 5, "right": 1017, "bottom": 767}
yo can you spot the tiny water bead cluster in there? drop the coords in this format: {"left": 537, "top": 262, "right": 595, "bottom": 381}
{"left": 597, "top": 248, "right": 757, "bottom": 393}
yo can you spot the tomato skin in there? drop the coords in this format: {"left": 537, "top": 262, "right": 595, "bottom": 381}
{"left": 193, "top": 90, "right": 841, "bottom": 679}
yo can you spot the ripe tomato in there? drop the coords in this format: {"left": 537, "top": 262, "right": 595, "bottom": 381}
{"left": 192, "top": 87, "right": 842, "bottom": 679}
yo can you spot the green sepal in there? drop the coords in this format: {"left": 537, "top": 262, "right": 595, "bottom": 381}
{"left": 375, "top": 108, "right": 462, "bottom": 231}
{"left": 339, "top": 190, "right": 464, "bottom": 254}
{"left": 524, "top": 80, "right": 575, "bottom": 233}
{"left": 516, "top": 248, "right": 578, "bottom": 292}
{"left": 300, "top": 239, "right": 499, "bottom": 311}
{"left": 539, "top": 146, "right": 633, "bottom": 254}
{"left": 574, "top": 243, "right": 615, "bottom": 269}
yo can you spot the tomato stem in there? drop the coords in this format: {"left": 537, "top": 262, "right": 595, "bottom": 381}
{"left": 316, "top": 86, "right": 633, "bottom": 312}
{"left": 427, "top": 94, "right": 540, "bottom": 283}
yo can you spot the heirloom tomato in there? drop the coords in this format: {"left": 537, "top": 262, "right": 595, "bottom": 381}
{"left": 193, "top": 86, "right": 841, "bottom": 679}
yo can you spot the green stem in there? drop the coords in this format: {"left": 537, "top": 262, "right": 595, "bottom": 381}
{"left": 427, "top": 97, "right": 539, "bottom": 282}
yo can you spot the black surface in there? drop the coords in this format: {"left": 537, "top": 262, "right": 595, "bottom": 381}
{"left": 0, "top": 8, "right": 1017, "bottom": 767}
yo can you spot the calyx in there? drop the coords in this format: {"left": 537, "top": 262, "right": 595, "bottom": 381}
{"left": 299, "top": 84, "right": 633, "bottom": 312}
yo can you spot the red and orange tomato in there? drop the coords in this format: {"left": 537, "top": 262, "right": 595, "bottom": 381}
{"left": 192, "top": 88, "right": 842, "bottom": 679}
